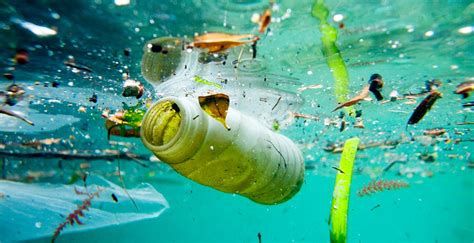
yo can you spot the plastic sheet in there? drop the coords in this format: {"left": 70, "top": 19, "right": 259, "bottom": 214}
{"left": 141, "top": 37, "right": 304, "bottom": 129}
{"left": 0, "top": 176, "right": 169, "bottom": 242}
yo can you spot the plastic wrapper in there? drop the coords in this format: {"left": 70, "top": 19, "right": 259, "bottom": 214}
{"left": 0, "top": 176, "right": 169, "bottom": 242}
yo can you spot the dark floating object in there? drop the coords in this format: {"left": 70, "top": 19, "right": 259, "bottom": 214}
{"left": 339, "top": 120, "right": 346, "bottom": 132}
{"left": 454, "top": 81, "right": 474, "bottom": 99}
{"left": 52, "top": 81, "right": 60, "bottom": 88}
{"left": 407, "top": 90, "right": 442, "bottom": 126}
{"left": 251, "top": 42, "right": 257, "bottom": 59}
{"left": 383, "top": 161, "right": 406, "bottom": 172}
{"left": 14, "top": 49, "right": 29, "bottom": 65}
{"left": 88, "top": 93, "right": 98, "bottom": 103}
{"left": 123, "top": 48, "right": 131, "bottom": 56}
{"left": 3, "top": 73, "right": 14, "bottom": 80}
{"left": 271, "top": 96, "right": 281, "bottom": 110}
{"left": 419, "top": 152, "right": 437, "bottom": 162}
{"left": 368, "top": 73, "right": 384, "bottom": 101}
{"left": 257, "top": 232, "right": 262, "bottom": 243}
{"left": 0, "top": 148, "right": 149, "bottom": 162}
{"left": 332, "top": 166, "right": 345, "bottom": 174}
{"left": 370, "top": 204, "right": 381, "bottom": 211}
{"left": 425, "top": 79, "right": 442, "bottom": 92}
{"left": 150, "top": 44, "right": 162, "bottom": 53}
{"left": 462, "top": 101, "right": 474, "bottom": 107}
{"left": 111, "top": 193, "right": 118, "bottom": 202}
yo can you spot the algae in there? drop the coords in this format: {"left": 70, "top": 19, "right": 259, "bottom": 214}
{"left": 312, "top": 0, "right": 354, "bottom": 115}
{"left": 329, "top": 137, "right": 360, "bottom": 243}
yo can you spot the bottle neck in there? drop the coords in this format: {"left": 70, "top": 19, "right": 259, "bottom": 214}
{"left": 141, "top": 97, "right": 208, "bottom": 164}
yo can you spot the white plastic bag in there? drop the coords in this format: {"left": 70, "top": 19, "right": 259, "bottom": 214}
{"left": 0, "top": 176, "right": 169, "bottom": 242}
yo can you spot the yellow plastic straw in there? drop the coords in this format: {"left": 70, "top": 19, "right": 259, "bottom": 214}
{"left": 312, "top": 0, "right": 354, "bottom": 115}
{"left": 329, "top": 137, "right": 360, "bottom": 243}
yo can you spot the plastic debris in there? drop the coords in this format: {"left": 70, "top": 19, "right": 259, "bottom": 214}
{"left": 11, "top": 17, "right": 57, "bottom": 37}
{"left": 0, "top": 176, "right": 168, "bottom": 242}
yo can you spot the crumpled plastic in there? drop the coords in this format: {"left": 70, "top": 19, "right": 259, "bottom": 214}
{"left": 0, "top": 176, "right": 169, "bottom": 242}
{"left": 141, "top": 37, "right": 304, "bottom": 129}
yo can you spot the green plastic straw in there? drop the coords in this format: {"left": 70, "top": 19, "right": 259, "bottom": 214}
{"left": 329, "top": 137, "right": 360, "bottom": 243}
{"left": 312, "top": 0, "right": 354, "bottom": 115}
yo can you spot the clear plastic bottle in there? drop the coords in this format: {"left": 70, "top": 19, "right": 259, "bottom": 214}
{"left": 141, "top": 97, "right": 305, "bottom": 204}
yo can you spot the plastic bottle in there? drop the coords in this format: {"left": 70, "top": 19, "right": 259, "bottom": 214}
{"left": 140, "top": 97, "right": 305, "bottom": 205}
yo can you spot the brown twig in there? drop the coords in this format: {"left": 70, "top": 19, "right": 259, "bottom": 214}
{"left": 0, "top": 149, "right": 149, "bottom": 162}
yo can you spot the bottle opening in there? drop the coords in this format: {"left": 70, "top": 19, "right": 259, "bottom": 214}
{"left": 142, "top": 100, "right": 182, "bottom": 147}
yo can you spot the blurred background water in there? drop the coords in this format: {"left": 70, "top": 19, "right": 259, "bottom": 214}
{"left": 0, "top": 0, "right": 473, "bottom": 242}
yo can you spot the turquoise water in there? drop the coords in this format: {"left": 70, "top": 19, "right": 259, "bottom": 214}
{"left": 0, "top": 0, "right": 473, "bottom": 242}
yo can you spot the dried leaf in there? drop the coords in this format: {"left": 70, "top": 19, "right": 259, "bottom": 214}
{"left": 368, "top": 74, "right": 384, "bottom": 101}
{"left": 454, "top": 81, "right": 474, "bottom": 98}
{"left": 258, "top": 9, "right": 272, "bottom": 33}
{"left": 332, "top": 85, "right": 370, "bottom": 112}
{"left": 198, "top": 93, "right": 231, "bottom": 130}
{"left": 192, "top": 33, "right": 259, "bottom": 53}
{"left": 423, "top": 128, "right": 446, "bottom": 136}
{"left": 407, "top": 90, "right": 442, "bottom": 126}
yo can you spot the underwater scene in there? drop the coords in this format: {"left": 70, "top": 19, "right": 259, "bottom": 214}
{"left": 0, "top": 0, "right": 473, "bottom": 242}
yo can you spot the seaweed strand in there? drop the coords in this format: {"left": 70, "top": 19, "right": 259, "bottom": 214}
{"left": 357, "top": 179, "right": 409, "bottom": 197}
{"left": 52, "top": 187, "right": 103, "bottom": 243}
{"left": 329, "top": 137, "right": 360, "bottom": 243}
{"left": 312, "top": 0, "right": 354, "bottom": 115}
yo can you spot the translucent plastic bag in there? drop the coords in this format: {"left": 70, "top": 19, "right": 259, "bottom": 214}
{"left": 0, "top": 176, "right": 169, "bottom": 242}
